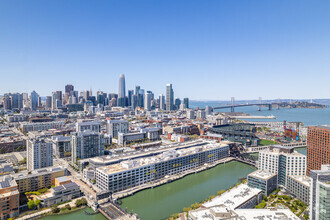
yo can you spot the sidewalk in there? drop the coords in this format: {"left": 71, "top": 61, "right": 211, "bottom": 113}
{"left": 17, "top": 197, "right": 85, "bottom": 220}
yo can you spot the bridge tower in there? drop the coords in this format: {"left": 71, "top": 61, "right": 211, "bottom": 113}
{"left": 258, "top": 97, "right": 262, "bottom": 111}
{"left": 277, "top": 98, "right": 280, "bottom": 110}
{"left": 231, "top": 97, "right": 235, "bottom": 112}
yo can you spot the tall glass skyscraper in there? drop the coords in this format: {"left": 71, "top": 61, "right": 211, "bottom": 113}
{"left": 118, "top": 74, "right": 126, "bottom": 107}
{"left": 166, "top": 84, "right": 174, "bottom": 111}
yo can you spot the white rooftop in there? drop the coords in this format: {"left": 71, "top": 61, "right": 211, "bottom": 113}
{"left": 203, "top": 184, "right": 262, "bottom": 210}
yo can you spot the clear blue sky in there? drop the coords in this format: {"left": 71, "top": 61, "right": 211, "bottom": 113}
{"left": 1, "top": 0, "right": 330, "bottom": 100}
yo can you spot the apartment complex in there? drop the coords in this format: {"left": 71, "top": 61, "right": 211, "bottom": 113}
{"left": 27, "top": 138, "right": 53, "bottom": 171}
{"left": 96, "top": 143, "right": 229, "bottom": 193}
{"left": 286, "top": 175, "right": 311, "bottom": 205}
{"left": 106, "top": 120, "right": 129, "bottom": 138}
{"left": 52, "top": 136, "right": 71, "bottom": 158}
{"left": 0, "top": 176, "right": 19, "bottom": 219}
{"left": 307, "top": 126, "right": 330, "bottom": 175}
{"left": 247, "top": 170, "right": 277, "bottom": 196}
{"left": 71, "top": 131, "right": 105, "bottom": 164}
{"left": 20, "top": 121, "right": 64, "bottom": 133}
{"left": 12, "top": 167, "right": 66, "bottom": 193}
{"left": 258, "top": 145, "right": 306, "bottom": 187}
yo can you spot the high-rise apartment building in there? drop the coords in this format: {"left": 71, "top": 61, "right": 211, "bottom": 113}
{"left": 309, "top": 165, "right": 330, "bottom": 220}
{"left": 45, "top": 96, "right": 52, "bottom": 109}
{"left": 71, "top": 131, "right": 105, "bottom": 164}
{"left": 27, "top": 138, "right": 53, "bottom": 171}
{"left": 307, "top": 126, "right": 330, "bottom": 175}
{"left": 258, "top": 145, "right": 306, "bottom": 187}
{"left": 51, "top": 92, "right": 58, "bottom": 111}
{"left": 106, "top": 120, "right": 129, "bottom": 138}
{"left": 31, "top": 91, "right": 39, "bottom": 111}
{"left": 166, "top": 84, "right": 174, "bottom": 111}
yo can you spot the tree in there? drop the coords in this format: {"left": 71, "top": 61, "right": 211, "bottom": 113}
{"left": 51, "top": 205, "right": 60, "bottom": 213}
{"left": 27, "top": 200, "right": 36, "bottom": 210}
{"left": 65, "top": 204, "right": 71, "bottom": 210}
{"left": 35, "top": 199, "right": 41, "bottom": 209}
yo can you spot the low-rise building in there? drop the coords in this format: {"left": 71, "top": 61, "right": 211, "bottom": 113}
{"left": 0, "top": 137, "right": 26, "bottom": 153}
{"left": 20, "top": 121, "right": 64, "bottom": 133}
{"left": 0, "top": 176, "right": 19, "bottom": 219}
{"left": 118, "top": 132, "right": 146, "bottom": 146}
{"left": 248, "top": 170, "right": 277, "bottom": 196}
{"left": 37, "top": 180, "right": 80, "bottom": 207}
{"left": 12, "top": 167, "right": 67, "bottom": 193}
{"left": 96, "top": 142, "right": 229, "bottom": 193}
{"left": 202, "top": 184, "right": 263, "bottom": 210}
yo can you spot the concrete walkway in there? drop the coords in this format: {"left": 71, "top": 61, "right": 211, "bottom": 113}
{"left": 17, "top": 197, "right": 86, "bottom": 220}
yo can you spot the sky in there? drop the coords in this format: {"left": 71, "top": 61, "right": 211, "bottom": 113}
{"left": 1, "top": 0, "right": 330, "bottom": 100}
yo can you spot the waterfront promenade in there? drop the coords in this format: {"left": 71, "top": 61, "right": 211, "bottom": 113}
{"left": 16, "top": 197, "right": 86, "bottom": 220}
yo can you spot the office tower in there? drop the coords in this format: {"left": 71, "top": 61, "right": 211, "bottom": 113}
{"left": 22, "top": 93, "right": 28, "bottom": 102}
{"left": 166, "top": 84, "right": 174, "bottom": 111}
{"left": 3, "top": 95, "right": 12, "bottom": 110}
{"left": 31, "top": 91, "right": 39, "bottom": 111}
{"left": 51, "top": 92, "right": 58, "bottom": 111}
{"left": 56, "top": 91, "right": 62, "bottom": 101}
{"left": 128, "top": 90, "right": 133, "bottom": 106}
{"left": 106, "top": 120, "right": 129, "bottom": 138}
{"left": 45, "top": 96, "right": 52, "bottom": 109}
{"left": 138, "top": 89, "right": 144, "bottom": 108}
{"left": 65, "top": 84, "right": 74, "bottom": 94}
{"left": 10, "top": 93, "right": 23, "bottom": 109}
{"left": 27, "top": 138, "right": 53, "bottom": 171}
{"left": 83, "top": 90, "right": 90, "bottom": 100}
{"left": 117, "top": 74, "right": 126, "bottom": 107}
{"left": 144, "top": 92, "right": 152, "bottom": 111}
{"left": 38, "top": 96, "right": 42, "bottom": 107}
{"left": 135, "top": 85, "right": 140, "bottom": 95}
{"left": 159, "top": 94, "right": 165, "bottom": 110}
{"left": 258, "top": 145, "right": 306, "bottom": 187}
{"left": 131, "top": 94, "right": 138, "bottom": 109}
{"left": 174, "top": 98, "right": 181, "bottom": 110}
{"left": 309, "top": 165, "right": 330, "bottom": 220}
{"left": 183, "top": 98, "right": 189, "bottom": 109}
{"left": 0, "top": 176, "right": 19, "bottom": 219}
{"left": 205, "top": 106, "right": 213, "bottom": 115}
{"left": 104, "top": 97, "right": 109, "bottom": 106}
{"left": 71, "top": 131, "right": 105, "bottom": 164}
{"left": 307, "top": 126, "right": 330, "bottom": 175}
{"left": 97, "top": 92, "right": 104, "bottom": 105}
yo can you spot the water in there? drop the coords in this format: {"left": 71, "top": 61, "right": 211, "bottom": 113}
{"left": 121, "top": 161, "right": 256, "bottom": 220}
{"left": 190, "top": 101, "right": 330, "bottom": 126}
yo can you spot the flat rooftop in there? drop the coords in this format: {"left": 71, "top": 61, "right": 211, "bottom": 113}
{"left": 203, "top": 184, "right": 262, "bottom": 210}
{"left": 288, "top": 175, "right": 311, "bottom": 187}
{"left": 97, "top": 142, "right": 229, "bottom": 175}
{"left": 248, "top": 170, "right": 277, "bottom": 180}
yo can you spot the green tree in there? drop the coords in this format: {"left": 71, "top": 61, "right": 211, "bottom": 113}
{"left": 27, "top": 200, "right": 36, "bottom": 209}
{"left": 35, "top": 199, "right": 41, "bottom": 209}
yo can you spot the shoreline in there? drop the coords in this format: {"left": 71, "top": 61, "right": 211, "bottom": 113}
{"left": 113, "top": 157, "right": 253, "bottom": 200}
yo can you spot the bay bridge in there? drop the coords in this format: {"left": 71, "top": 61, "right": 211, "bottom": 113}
{"left": 203, "top": 97, "right": 281, "bottom": 112}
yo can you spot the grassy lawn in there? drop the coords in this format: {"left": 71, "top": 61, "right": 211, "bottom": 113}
{"left": 259, "top": 139, "right": 278, "bottom": 146}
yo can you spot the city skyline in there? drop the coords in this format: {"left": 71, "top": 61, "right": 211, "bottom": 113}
{"left": 1, "top": 1, "right": 330, "bottom": 99}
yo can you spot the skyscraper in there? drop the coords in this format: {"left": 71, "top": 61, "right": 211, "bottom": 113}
{"left": 166, "top": 84, "right": 174, "bottom": 111}
{"left": 159, "top": 94, "right": 165, "bottom": 110}
{"left": 183, "top": 98, "right": 189, "bottom": 109}
{"left": 174, "top": 98, "right": 181, "bottom": 110}
{"left": 128, "top": 90, "right": 133, "bottom": 106}
{"left": 65, "top": 84, "right": 74, "bottom": 94}
{"left": 144, "top": 92, "right": 152, "bottom": 111}
{"left": 135, "top": 85, "right": 140, "bottom": 95}
{"left": 51, "top": 92, "right": 58, "bottom": 111}
{"left": 118, "top": 74, "right": 126, "bottom": 107}
{"left": 31, "top": 91, "right": 39, "bottom": 111}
